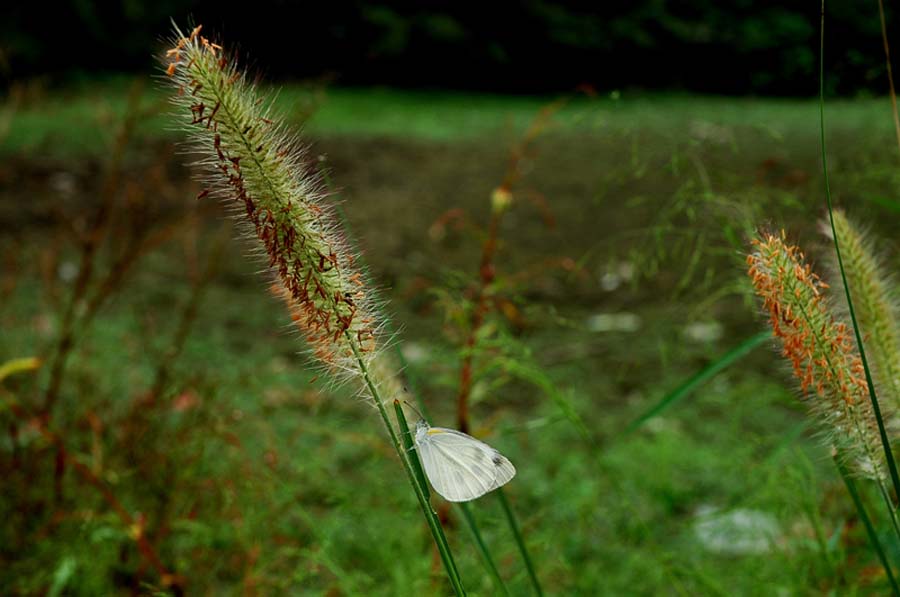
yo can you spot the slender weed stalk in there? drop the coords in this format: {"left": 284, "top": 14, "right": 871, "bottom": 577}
{"left": 819, "top": 0, "right": 900, "bottom": 504}
{"left": 42, "top": 81, "right": 145, "bottom": 415}
{"left": 455, "top": 100, "right": 563, "bottom": 434}
{"left": 446, "top": 102, "right": 561, "bottom": 596}
{"left": 329, "top": 198, "right": 511, "bottom": 593}
{"left": 33, "top": 80, "right": 186, "bottom": 510}
{"left": 163, "top": 23, "right": 466, "bottom": 593}
{"left": 835, "top": 452, "right": 900, "bottom": 595}
{"left": 1, "top": 358, "right": 185, "bottom": 593}
{"left": 876, "top": 0, "right": 900, "bottom": 159}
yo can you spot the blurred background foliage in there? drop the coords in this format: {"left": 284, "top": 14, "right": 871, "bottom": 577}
{"left": 4, "top": 2, "right": 900, "bottom": 595}
{"left": 1, "top": 0, "right": 898, "bottom": 95}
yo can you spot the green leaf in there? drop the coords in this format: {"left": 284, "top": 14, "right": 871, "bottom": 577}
{"left": 627, "top": 332, "right": 769, "bottom": 433}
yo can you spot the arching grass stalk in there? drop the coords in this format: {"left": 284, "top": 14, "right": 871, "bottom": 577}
{"left": 496, "top": 489, "right": 543, "bottom": 597}
{"left": 876, "top": 0, "right": 900, "bottom": 159}
{"left": 163, "top": 23, "right": 465, "bottom": 594}
{"left": 397, "top": 358, "right": 510, "bottom": 596}
{"left": 819, "top": 0, "right": 900, "bottom": 504}
{"left": 330, "top": 199, "right": 509, "bottom": 595}
{"left": 449, "top": 102, "right": 554, "bottom": 596}
{"left": 835, "top": 453, "right": 900, "bottom": 595}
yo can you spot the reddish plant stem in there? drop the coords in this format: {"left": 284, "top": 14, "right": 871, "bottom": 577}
{"left": 149, "top": 225, "right": 228, "bottom": 402}
{"left": 454, "top": 101, "right": 564, "bottom": 433}
{"left": 877, "top": 0, "right": 900, "bottom": 160}
{"left": 0, "top": 238, "right": 19, "bottom": 304}
{"left": 456, "top": 213, "right": 500, "bottom": 433}
{"left": 41, "top": 84, "right": 142, "bottom": 502}
{"left": 80, "top": 222, "right": 181, "bottom": 330}
{"left": 42, "top": 80, "right": 145, "bottom": 415}
{"left": 3, "top": 396, "right": 183, "bottom": 593}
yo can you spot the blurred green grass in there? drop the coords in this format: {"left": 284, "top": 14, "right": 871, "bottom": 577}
{"left": 5, "top": 77, "right": 900, "bottom": 158}
{"left": 2, "top": 81, "right": 900, "bottom": 594}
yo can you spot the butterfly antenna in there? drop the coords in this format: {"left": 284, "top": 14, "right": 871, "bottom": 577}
{"left": 401, "top": 398, "right": 426, "bottom": 423}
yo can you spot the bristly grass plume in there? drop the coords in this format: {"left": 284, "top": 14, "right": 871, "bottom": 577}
{"left": 163, "top": 23, "right": 467, "bottom": 594}
{"left": 164, "top": 24, "right": 380, "bottom": 378}
{"left": 747, "top": 230, "right": 888, "bottom": 480}
{"left": 821, "top": 210, "right": 900, "bottom": 414}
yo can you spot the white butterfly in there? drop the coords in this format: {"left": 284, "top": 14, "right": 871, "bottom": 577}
{"left": 414, "top": 420, "right": 516, "bottom": 502}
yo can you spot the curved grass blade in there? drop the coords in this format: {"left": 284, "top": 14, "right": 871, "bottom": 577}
{"left": 496, "top": 489, "right": 543, "bottom": 597}
{"left": 495, "top": 356, "right": 591, "bottom": 441}
{"left": 760, "top": 420, "right": 810, "bottom": 468}
{"left": 331, "top": 118, "right": 524, "bottom": 597}
{"left": 819, "top": 0, "right": 900, "bottom": 504}
{"left": 835, "top": 454, "right": 900, "bottom": 595}
{"left": 0, "top": 357, "right": 42, "bottom": 383}
{"left": 391, "top": 399, "right": 466, "bottom": 595}
{"left": 864, "top": 195, "right": 900, "bottom": 214}
{"left": 457, "top": 503, "right": 510, "bottom": 596}
{"left": 394, "top": 389, "right": 511, "bottom": 596}
{"left": 626, "top": 332, "right": 769, "bottom": 433}
{"left": 394, "top": 400, "right": 430, "bottom": 498}
{"left": 337, "top": 190, "right": 504, "bottom": 590}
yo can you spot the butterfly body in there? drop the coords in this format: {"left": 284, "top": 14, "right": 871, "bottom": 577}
{"left": 414, "top": 421, "right": 516, "bottom": 502}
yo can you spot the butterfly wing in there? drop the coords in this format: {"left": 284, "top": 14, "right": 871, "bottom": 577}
{"left": 416, "top": 427, "right": 516, "bottom": 502}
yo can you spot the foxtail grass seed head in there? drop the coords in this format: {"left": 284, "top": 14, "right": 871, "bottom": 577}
{"left": 747, "top": 230, "right": 887, "bottom": 479}
{"left": 163, "top": 27, "right": 469, "bottom": 592}
{"left": 821, "top": 210, "right": 900, "bottom": 413}
{"left": 164, "top": 25, "right": 382, "bottom": 383}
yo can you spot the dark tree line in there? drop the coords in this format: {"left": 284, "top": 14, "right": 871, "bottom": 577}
{"left": 1, "top": 0, "right": 896, "bottom": 95}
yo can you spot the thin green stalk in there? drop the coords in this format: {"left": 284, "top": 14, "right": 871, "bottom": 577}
{"left": 876, "top": 0, "right": 900, "bottom": 159}
{"left": 393, "top": 401, "right": 510, "bottom": 594}
{"left": 819, "top": 0, "right": 900, "bottom": 503}
{"left": 496, "top": 489, "right": 543, "bottom": 597}
{"left": 835, "top": 455, "right": 900, "bottom": 595}
{"left": 351, "top": 341, "right": 466, "bottom": 596}
{"left": 332, "top": 196, "right": 511, "bottom": 593}
{"left": 456, "top": 503, "right": 510, "bottom": 596}
{"left": 394, "top": 400, "right": 430, "bottom": 499}
{"left": 800, "top": 485, "right": 836, "bottom": 576}
{"left": 878, "top": 481, "right": 900, "bottom": 550}
{"left": 166, "top": 26, "right": 464, "bottom": 593}
{"left": 398, "top": 356, "right": 511, "bottom": 595}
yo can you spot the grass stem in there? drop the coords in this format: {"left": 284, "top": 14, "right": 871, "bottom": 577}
{"left": 349, "top": 339, "right": 466, "bottom": 596}
{"left": 876, "top": 0, "right": 900, "bottom": 160}
{"left": 835, "top": 455, "right": 900, "bottom": 595}
{"left": 457, "top": 502, "right": 510, "bottom": 596}
{"left": 819, "top": 0, "right": 900, "bottom": 504}
{"left": 496, "top": 489, "right": 543, "bottom": 596}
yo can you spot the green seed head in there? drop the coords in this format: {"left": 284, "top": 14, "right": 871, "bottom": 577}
{"left": 165, "top": 24, "right": 380, "bottom": 376}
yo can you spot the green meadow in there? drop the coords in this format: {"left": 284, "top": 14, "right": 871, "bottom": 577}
{"left": 2, "top": 79, "right": 900, "bottom": 595}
